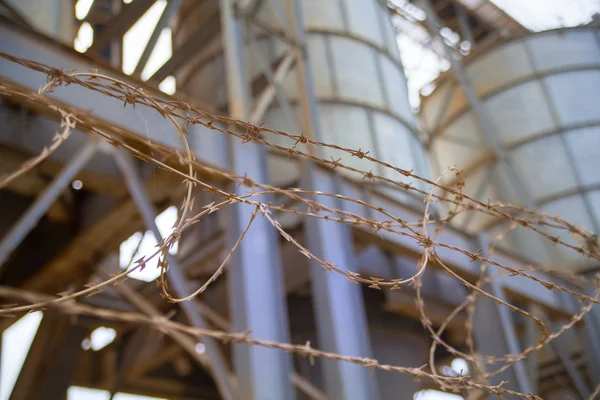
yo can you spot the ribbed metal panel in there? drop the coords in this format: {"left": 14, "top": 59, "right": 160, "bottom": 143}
{"left": 179, "top": 0, "right": 429, "bottom": 208}
{"left": 5, "top": 0, "right": 75, "bottom": 43}
{"left": 422, "top": 28, "right": 600, "bottom": 270}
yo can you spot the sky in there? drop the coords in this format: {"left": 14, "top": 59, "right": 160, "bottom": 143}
{"left": 3, "top": 0, "right": 599, "bottom": 399}
{"left": 490, "top": 0, "right": 600, "bottom": 31}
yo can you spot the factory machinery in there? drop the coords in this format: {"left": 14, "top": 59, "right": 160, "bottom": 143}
{"left": 0, "top": 0, "right": 599, "bottom": 399}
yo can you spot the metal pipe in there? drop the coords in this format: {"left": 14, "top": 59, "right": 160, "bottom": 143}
{"left": 0, "top": 140, "right": 97, "bottom": 272}
{"left": 112, "top": 149, "right": 238, "bottom": 400}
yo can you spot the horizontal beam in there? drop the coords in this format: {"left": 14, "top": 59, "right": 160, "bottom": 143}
{"left": 0, "top": 102, "right": 126, "bottom": 197}
{"left": 0, "top": 20, "right": 229, "bottom": 172}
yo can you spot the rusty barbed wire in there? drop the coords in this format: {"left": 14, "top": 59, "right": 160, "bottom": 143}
{"left": 0, "top": 286, "right": 544, "bottom": 400}
{"left": 0, "top": 53, "right": 599, "bottom": 399}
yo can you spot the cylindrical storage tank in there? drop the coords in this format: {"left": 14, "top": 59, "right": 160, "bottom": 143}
{"left": 4, "top": 0, "right": 75, "bottom": 43}
{"left": 421, "top": 28, "right": 600, "bottom": 271}
{"left": 176, "top": 0, "right": 430, "bottom": 208}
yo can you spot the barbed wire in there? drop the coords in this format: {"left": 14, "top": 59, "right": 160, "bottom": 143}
{"left": 0, "top": 53, "right": 599, "bottom": 399}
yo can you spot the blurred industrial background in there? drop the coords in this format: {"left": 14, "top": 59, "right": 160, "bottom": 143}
{"left": 0, "top": 0, "right": 599, "bottom": 399}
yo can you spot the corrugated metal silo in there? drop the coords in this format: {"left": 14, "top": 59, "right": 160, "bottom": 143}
{"left": 176, "top": 0, "right": 430, "bottom": 208}
{"left": 422, "top": 28, "right": 600, "bottom": 271}
{"left": 5, "top": 0, "right": 75, "bottom": 43}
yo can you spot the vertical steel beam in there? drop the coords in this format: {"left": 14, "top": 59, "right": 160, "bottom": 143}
{"left": 287, "top": 1, "right": 379, "bottom": 398}
{"left": 583, "top": 283, "right": 600, "bottom": 382}
{"left": 559, "top": 285, "right": 600, "bottom": 385}
{"left": 112, "top": 150, "right": 238, "bottom": 400}
{"left": 531, "top": 301, "right": 591, "bottom": 398}
{"left": 219, "top": 1, "right": 295, "bottom": 398}
{"left": 488, "top": 282, "right": 533, "bottom": 394}
{"left": 301, "top": 168, "right": 379, "bottom": 400}
{"left": 523, "top": 304, "right": 540, "bottom": 395}
{"left": 472, "top": 235, "right": 533, "bottom": 395}
{"left": 0, "top": 140, "right": 97, "bottom": 272}
{"left": 548, "top": 320, "right": 590, "bottom": 398}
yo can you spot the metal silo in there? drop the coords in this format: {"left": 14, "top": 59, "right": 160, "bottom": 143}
{"left": 422, "top": 28, "right": 600, "bottom": 271}
{"left": 176, "top": 0, "right": 430, "bottom": 208}
{"left": 174, "top": 1, "right": 432, "bottom": 398}
{"left": 2, "top": 0, "right": 75, "bottom": 43}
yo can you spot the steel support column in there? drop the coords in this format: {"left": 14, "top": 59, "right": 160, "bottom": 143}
{"left": 583, "top": 283, "right": 600, "bottom": 382}
{"left": 0, "top": 140, "right": 97, "bottom": 272}
{"left": 288, "top": 0, "right": 379, "bottom": 398}
{"left": 523, "top": 305, "right": 540, "bottom": 395}
{"left": 302, "top": 168, "right": 379, "bottom": 400}
{"left": 559, "top": 285, "right": 600, "bottom": 385}
{"left": 112, "top": 150, "right": 238, "bottom": 400}
{"left": 548, "top": 320, "right": 590, "bottom": 398}
{"left": 472, "top": 235, "right": 533, "bottom": 396}
{"left": 219, "top": 0, "right": 295, "bottom": 398}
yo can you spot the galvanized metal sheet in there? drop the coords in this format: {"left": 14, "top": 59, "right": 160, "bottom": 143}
{"left": 545, "top": 70, "right": 600, "bottom": 127}
{"left": 484, "top": 80, "right": 555, "bottom": 145}
{"left": 527, "top": 30, "right": 600, "bottom": 72}
{"left": 424, "top": 29, "right": 600, "bottom": 270}
{"left": 466, "top": 40, "right": 534, "bottom": 97}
